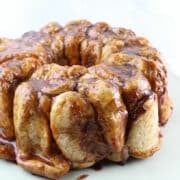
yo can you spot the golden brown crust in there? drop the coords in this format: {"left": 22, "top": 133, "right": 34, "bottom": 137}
{"left": 0, "top": 20, "right": 172, "bottom": 179}
{"left": 0, "top": 58, "right": 43, "bottom": 141}
{"left": 14, "top": 82, "right": 70, "bottom": 179}
{"left": 17, "top": 153, "right": 70, "bottom": 179}
{"left": 158, "top": 91, "right": 173, "bottom": 125}
{"left": 0, "top": 32, "right": 56, "bottom": 64}
{"left": 127, "top": 93, "right": 161, "bottom": 158}
{"left": 77, "top": 72, "right": 128, "bottom": 152}
{"left": 129, "top": 144, "right": 161, "bottom": 159}
{"left": 50, "top": 91, "right": 109, "bottom": 166}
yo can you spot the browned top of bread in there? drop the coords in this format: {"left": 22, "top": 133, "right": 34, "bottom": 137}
{"left": 0, "top": 20, "right": 172, "bottom": 179}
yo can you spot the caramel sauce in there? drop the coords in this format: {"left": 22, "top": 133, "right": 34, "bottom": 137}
{"left": 119, "top": 146, "right": 129, "bottom": 165}
{"left": 0, "top": 137, "right": 16, "bottom": 160}
{"left": 19, "top": 154, "right": 53, "bottom": 166}
{"left": 92, "top": 162, "right": 103, "bottom": 171}
{"left": 30, "top": 79, "right": 49, "bottom": 92}
{"left": 0, "top": 20, "right": 171, "bottom": 180}
{"left": 0, "top": 129, "right": 7, "bottom": 140}
{"left": 0, "top": 137, "right": 53, "bottom": 166}
{"left": 2, "top": 59, "right": 22, "bottom": 68}
{"left": 108, "top": 63, "right": 137, "bottom": 80}
{"left": 129, "top": 91, "right": 152, "bottom": 121}
{"left": 0, "top": 138, "right": 16, "bottom": 148}
{"left": 77, "top": 174, "right": 89, "bottom": 180}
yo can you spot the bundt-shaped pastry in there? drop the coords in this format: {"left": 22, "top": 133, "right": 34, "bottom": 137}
{"left": 0, "top": 20, "right": 172, "bottom": 179}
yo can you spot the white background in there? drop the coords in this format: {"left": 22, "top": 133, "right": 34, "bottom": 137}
{"left": 0, "top": 0, "right": 179, "bottom": 76}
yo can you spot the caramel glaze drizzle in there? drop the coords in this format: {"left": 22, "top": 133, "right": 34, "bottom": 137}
{"left": 0, "top": 137, "right": 16, "bottom": 161}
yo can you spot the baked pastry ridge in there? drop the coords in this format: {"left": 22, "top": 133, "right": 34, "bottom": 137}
{"left": 0, "top": 20, "right": 172, "bottom": 179}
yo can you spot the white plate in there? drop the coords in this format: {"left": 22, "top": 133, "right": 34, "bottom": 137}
{"left": 0, "top": 72, "right": 180, "bottom": 180}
